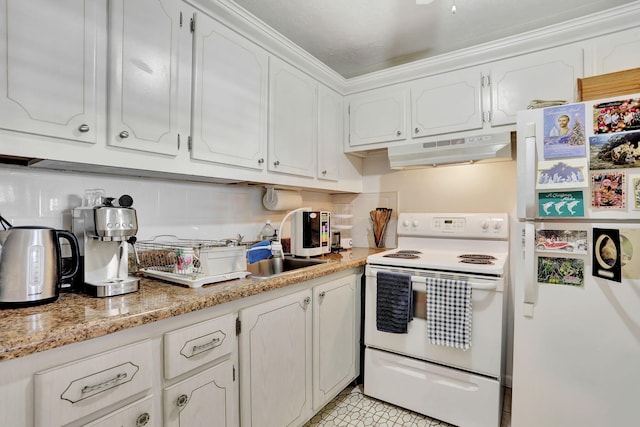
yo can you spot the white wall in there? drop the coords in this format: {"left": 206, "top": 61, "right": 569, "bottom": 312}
{"left": 0, "top": 165, "right": 333, "bottom": 243}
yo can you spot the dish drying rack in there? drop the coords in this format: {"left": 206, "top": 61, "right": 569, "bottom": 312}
{"left": 135, "top": 235, "right": 249, "bottom": 288}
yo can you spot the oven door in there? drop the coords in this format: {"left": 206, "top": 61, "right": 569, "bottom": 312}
{"left": 364, "top": 264, "right": 505, "bottom": 378}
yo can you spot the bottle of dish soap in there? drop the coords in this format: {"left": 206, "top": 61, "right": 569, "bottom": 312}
{"left": 259, "top": 220, "right": 275, "bottom": 241}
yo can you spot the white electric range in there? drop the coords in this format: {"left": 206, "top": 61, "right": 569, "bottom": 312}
{"left": 364, "top": 212, "right": 509, "bottom": 427}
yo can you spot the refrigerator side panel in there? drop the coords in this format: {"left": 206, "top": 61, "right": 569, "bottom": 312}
{"left": 512, "top": 221, "right": 640, "bottom": 426}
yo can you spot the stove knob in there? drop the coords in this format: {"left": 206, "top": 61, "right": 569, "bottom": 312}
{"left": 403, "top": 219, "right": 411, "bottom": 228}
{"left": 412, "top": 220, "right": 419, "bottom": 228}
{"left": 492, "top": 220, "right": 503, "bottom": 231}
{"left": 481, "top": 220, "right": 490, "bottom": 230}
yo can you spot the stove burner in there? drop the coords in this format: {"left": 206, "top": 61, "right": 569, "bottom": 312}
{"left": 383, "top": 251, "right": 421, "bottom": 259}
{"left": 396, "top": 250, "right": 422, "bottom": 254}
{"left": 458, "top": 254, "right": 497, "bottom": 265}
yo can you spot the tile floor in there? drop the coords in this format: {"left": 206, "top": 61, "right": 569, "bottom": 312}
{"left": 304, "top": 384, "right": 512, "bottom": 427}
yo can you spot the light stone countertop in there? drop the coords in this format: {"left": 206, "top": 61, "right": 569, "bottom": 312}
{"left": 0, "top": 248, "right": 381, "bottom": 361}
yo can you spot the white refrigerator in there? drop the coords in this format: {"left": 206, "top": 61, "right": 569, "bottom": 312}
{"left": 513, "top": 94, "right": 640, "bottom": 426}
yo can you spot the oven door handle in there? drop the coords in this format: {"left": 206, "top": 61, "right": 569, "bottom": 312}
{"left": 410, "top": 276, "right": 497, "bottom": 291}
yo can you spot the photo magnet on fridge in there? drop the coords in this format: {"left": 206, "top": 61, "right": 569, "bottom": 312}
{"left": 589, "top": 132, "right": 640, "bottom": 170}
{"left": 592, "top": 228, "right": 622, "bottom": 283}
{"left": 593, "top": 98, "right": 640, "bottom": 134}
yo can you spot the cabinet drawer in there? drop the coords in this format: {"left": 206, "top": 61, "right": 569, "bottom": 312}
{"left": 82, "top": 395, "right": 155, "bottom": 427}
{"left": 34, "top": 340, "right": 153, "bottom": 427}
{"left": 164, "top": 313, "right": 235, "bottom": 379}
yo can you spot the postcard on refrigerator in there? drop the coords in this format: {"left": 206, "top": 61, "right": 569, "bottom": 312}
{"left": 536, "top": 159, "right": 588, "bottom": 189}
{"left": 620, "top": 228, "right": 640, "bottom": 279}
{"left": 593, "top": 98, "right": 640, "bottom": 134}
{"left": 537, "top": 256, "right": 584, "bottom": 286}
{"left": 589, "top": 132, "right": 640, "bottom": 170}
{"left": 538, "top": 191, "right": 584, "bottom": 217}
{"left": 535, "top": 229, "right": 588, "bottom": 255}
{"left": 592, "top": 228, "right": 622, "bottom": 282}
{"left": 632, "top": 175, "right": 640, "bottom": 210}
{"left": 543, "top": 104, "right": 586, "bottom": 159}
{"left": 591, "top": 171, "right": 626, "bottom": 209}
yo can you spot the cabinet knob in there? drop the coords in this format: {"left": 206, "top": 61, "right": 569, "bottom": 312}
{"left": 176, "top": 394, "right": 189, "bottom": 407}
{"left": 319, "top": 291, "right": 326, "bottom": 298}
{"left": 322, "top": 170, "right": 327, "bottom": 175}
{"left": 78, "top": 124, "right": 90, "bottom": 133}
{"left": 119, "top": 130, "right": 130, "bottom": 139}
{"left": 258, "top": 158, "right": 264, "bottom": 164}
{"left": 136, "top": 413, "right": 150, "bottom": 426}
{"left": 396, "top": 130, "right": 402, "bottom": 137}
{"left": 414, "top": 127, "right": 420, "bottom": 134}
{"left": 274, "top": 160, "right": 280, "bottom": 167}
{"left": 303, "top": 296, "right": 311, "bottom": 307}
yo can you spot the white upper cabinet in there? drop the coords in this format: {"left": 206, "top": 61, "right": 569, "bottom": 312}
{"left": 190, "top": 11, "right": 268, "bottom": 171}
{"left": 347, "top": 85, "right": 407, "bottom": 147}
{"left": 588, "top": 26, "right": 640, "bottom": 75}
{"left": 268, "top": 57, "right": 317, "bottom": 177}
{"left": 317, "top": 84, "right": 343, "bottom": 181}
{"left": 489, "top": 44, "right": 583, "bottom": 126}
{"left": 0, "top": 0, "right": 98, "bottom": 143}
{"left": 411, "top": 67, "right": 484, "bottom": 137}
{"left": 107, "top": 0, "right": 182, "bottom": 155}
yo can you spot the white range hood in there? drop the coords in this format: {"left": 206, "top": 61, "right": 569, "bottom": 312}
{"left": 388, "top": 132, "right": 514, "bottom": 168}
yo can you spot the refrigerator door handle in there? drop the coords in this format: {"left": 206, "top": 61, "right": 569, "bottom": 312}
{"left": 517, "top": 123, "right": 538, "bottom": 220}
{"left": 523, "top": 221, "right": 537, "bottom": 317}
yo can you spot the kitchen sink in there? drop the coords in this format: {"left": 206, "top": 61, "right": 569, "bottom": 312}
{"left": 247, "top": 256, "right": 329, "bottom": 278}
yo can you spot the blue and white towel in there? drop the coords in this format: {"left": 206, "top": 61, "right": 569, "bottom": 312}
{"left": 425, "top": 277, "right": 472, "bottom": 350}
{"left": 246, "top": 239, "right": 272, "bottom": 264}
{"left": 376, "top": 271, "right": 413, "bottom": 334}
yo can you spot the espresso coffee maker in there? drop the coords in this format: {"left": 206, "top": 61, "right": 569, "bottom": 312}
{"left": 72, "top": 192, "right": 139, "bottom": 297}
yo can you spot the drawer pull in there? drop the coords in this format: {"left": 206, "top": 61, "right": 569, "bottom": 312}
{"left": 136, "top": 412, "right": 151, "bottom": 426}
{"left": 81, "top": 372, "right": 128, "bottom": 394}
{"left": 192, "top": 337, "right": 221, "bottom": 355}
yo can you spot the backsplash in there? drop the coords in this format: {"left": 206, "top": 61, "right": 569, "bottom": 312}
{"left": 0, "top": 165, "right": 334, "bottom": 243}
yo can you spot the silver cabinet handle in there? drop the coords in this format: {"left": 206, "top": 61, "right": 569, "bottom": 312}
{"left": 78, "top": 124, "right": 90, "bottom": 133}
{"left": 258, "top": 158, "right": 264, "bottom": 164}
{"left": 191, "top": 337, "right": 221, "bottom": 355}
{"left": 119, "top": 131, "right": 130, "bottom": 139}
{"left": 177, "top": 394, "right": 189, "bottom": 407}
{"left": 274, "top": 160, "right": 280, "bottom": 166}
{"left": 319, "top": 291, "right": 326, "bottom": 298}
{"left": 414, "top": 127, "right": 420, "bottom": 134}
{"left": 396, "top": 130, "right": 402, "bottom": 136}
{"left": 81, "top": 372, "right": 128, "bottom": 394}
{"left": 136, "top": 413, "right": 150, "bottom": 426}
{"left": 304, "top": 296, "right": 311, "bottom": 308}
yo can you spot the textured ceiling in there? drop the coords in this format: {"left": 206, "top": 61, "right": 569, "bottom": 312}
{"left": 232, "top": 0, "right": 636, "bottom": 78}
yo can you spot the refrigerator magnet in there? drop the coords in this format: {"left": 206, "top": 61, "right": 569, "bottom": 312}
{"left": 536, "top": 159, "right": 588, "bottom": 189}
{"left": 589, "top": 132, "right": 640, "bottom": 170}
{"left": 593, "top": 98, "right": 640, "bottom": 135}
{"left": 592, "top": 228, "right": 622, "bottom": 282}
{"left": 537, "top": 256, "right": 584, "bottom": 286}
{"left": 590, "top": 171, "right": 626, "bottom": 209}
{"left": 538, "top": 191, "right": 584, "bottom": 217}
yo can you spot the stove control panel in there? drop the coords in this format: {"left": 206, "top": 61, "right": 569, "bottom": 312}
{"left": 398, "top": 213, "right": 509, "bottom": 239}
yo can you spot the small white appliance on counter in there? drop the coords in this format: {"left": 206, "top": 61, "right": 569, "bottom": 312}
{"left": 290, "top": 210, "right": 331, "bottom": 257}
{"left": 513, "top": 93, "right": 640, "bottom": 426}
{"left": 72, "top": 194, "right": 140, "bottom": 297}
{"left": 364, "top": 212, "right": 509, "bottom": 427}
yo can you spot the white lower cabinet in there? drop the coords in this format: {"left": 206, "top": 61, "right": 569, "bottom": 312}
{"left": 239, "top": 272, "right": 361, "bottom": 426}
{"left": 34, "top": 340, "right": 153, "bottom": 427}
{"left": 163, "top": 360, "right": 238, "bottom": 427}
{"left": 312, "top": 274, "right": 359, "bottom": 412}
{"left": 82, "top": 395, "right": 155, "bottom": 427}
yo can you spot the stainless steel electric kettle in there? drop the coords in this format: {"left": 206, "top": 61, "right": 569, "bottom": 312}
{"left": 0, "top": 223, "right": 80, "bottom": 308}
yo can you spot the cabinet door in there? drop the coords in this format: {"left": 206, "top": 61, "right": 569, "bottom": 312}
{"left": 589, "top": 27, "right": 640, "bottom": 75}
{"left": 82, "top": 395, "right": 155, "bottom": 427}
{"left": 191, "top": 12, "right": 268, "bottom": 170}
{"left": 347, "top": 86, "right": 407, "bottom": 147}
{"left": 163, "top": 360, "right": 238, "bottom": 427}
{"left": 268, "top": 57, "right": 317, "bottom": 177}
{"left": 107, "top": 0, "right": 182, "bottom": 155}
{"left": 411, "top": 68, "right": 484, "bottom": 137}
{"left": 490, "top": 45, "right": 583, "bottom": 126}
{"left": 313, "top": 274, "right": 359, "bottom": 411}
{"left": 0, "top": 0, "right": 98, "bottom": 143}
{"left": 239, "top": 289, "right": 313, "bottom": 427}
{"left": 317, "top": 85, "right": 343, "bottom": 181}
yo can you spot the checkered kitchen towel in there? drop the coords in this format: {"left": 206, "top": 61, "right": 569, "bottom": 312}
{"left": 425, "top": 277, "right": 472, "bottom": 350}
